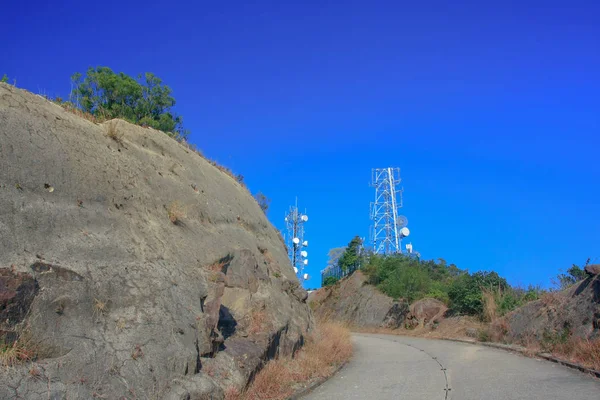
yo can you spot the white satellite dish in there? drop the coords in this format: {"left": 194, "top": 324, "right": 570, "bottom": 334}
{"left": 302, "top": 241, "right": 308, "bottom": 246}
{"left": 303, "top": 259, "right": 308, "bottom": 265}
{"left": 284, "top": 217, "right": 288, "bottom": 222}
{"left": 399, "top": 227, "right": 410, "bottom": 238}
{"left": 301, "top": 250, "right": 308, "bottom": 257}
{"left": 292, "top": 237, "right": 300, "bottom": 244}
{"left": 301, "top": 215, "right": 308, "bottom": 222}
{"left": 303, "top": 273, "right": 309, "bottom": 280}
{"left": 293, "top": 267, "right": 298, "bottom": 273}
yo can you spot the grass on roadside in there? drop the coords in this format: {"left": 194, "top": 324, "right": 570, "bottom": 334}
{"left": 549, "top": 336, "right": 600, "bottom": 371}
{"left": 229, "top": 321, "right": 352, "bottom": 400}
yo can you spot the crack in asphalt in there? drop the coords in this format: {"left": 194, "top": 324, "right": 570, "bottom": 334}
{"left": 393, "top": 340, "right": 451, "bottom": 399}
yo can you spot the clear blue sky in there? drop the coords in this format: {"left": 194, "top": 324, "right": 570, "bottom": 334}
{"left": 2, "top": 0, "right": 598, "bottom": 289}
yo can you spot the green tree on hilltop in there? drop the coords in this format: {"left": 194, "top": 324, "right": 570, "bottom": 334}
{"left": 70, "top": 67, "right": 187, "bottom": 138}
{"left": 338, "top": 236, "right": 363, "bottom": 272}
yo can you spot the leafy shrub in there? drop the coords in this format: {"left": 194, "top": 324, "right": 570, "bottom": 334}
{"left": 448, "top": 271, "right": 508, "bottom": 317}
{"left": 323, "top": 276, "right": 339, "bottom": 287}
{"left": 425, "top": 281, "right": 450, "bottom": 304}
{"left": 379, "top": 264, "right": 431, "bottom": 302}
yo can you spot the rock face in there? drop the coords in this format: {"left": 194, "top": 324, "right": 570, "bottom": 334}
{"left": 585, "top": 264, "right": 600, "bottom": 276}
{"left": 405, "top": 298, "right": 447, "bottom": 329}
{"left": 506, "top": 275, "right": 600, "bottom": 342}
{"left": 0, "top": 83, "right": 312, "bottom": 399}
{"left": 308, "top": 271, "right": 409, "bottom": 329}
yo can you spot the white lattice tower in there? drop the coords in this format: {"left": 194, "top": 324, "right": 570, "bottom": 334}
{"left": 370, "top": 168, "right": 404, "bottom": 254}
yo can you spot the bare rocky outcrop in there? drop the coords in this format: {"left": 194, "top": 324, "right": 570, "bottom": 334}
{"left": 308, "top": 271, "right": 409, "bottom": 329}
{"left": 0, "top": 83, "right": 312, "bottom": 399}
{"left": 309, "top": 272, "right": 448, "bottom": 330}
{"left": 505, "top": 275, "right": 600, "bottom": 342}
{"left": 585, "top": 264, "right": 600, "bottom": 276}
{"left": 404, "top": 298, "right": 447, "bottom": 329}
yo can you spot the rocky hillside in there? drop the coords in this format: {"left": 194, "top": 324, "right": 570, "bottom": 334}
{"left": 0, "top": 83, "right": 312, "bottom": 399}
{"left": 311, "top": 267, "right": 600, "bottom": 349}
{"left": 308, "top": 271, "right": 446, "bottom": 329}
{"left": 506, "top": 271, "right": 600, "bottom": 342}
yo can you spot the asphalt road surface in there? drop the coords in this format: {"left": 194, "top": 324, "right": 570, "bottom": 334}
{"left": 302, "top": 333, "right": 600, "bottom": 400}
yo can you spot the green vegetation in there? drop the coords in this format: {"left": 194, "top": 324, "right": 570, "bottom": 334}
{"left": 553, "top": 259, "right": 589, "bottom": 289}
{"left": 69, "top": 67, "right": 187, "bottom": 138}
{"left": 323, "top": 276, "right": 339, "bottom": 287}
{"left": 1, "top": 74, "right": 8, "bottom": 83}
{"left": 338, "top": 236, "right": 364, "bottom": 272}
{"left": 355, "top": 252, "right": 546, "bottom": 319}
{"left": 447, "top": 271, "right": 508, "bottom": 315}
{"left": 364, "top": 254, "right": 464, "bottom": 303}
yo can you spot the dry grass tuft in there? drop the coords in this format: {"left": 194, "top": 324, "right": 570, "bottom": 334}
{"left": 116, "top": 318, "right": 127, "bottom": 331}
{"left": 105, "top": 121, "right": 123, "bottom": 143}
{"left": 550, "top": 337, "right": 600, "bottom": 371}
{"left": 0, "top": 338, "right": 35, "bottom": 367}
{"left": 519, "top": 331, "right": 542, "bottom": 357}
{"left": 207, "top": 159, "right": 247, "bottom": 189}
{"left": 481, "top": 288, "right": 498, "bottom": 322}
{"left": 60, "top": 103, "right": 105, "bottom": 124}
{"left": 231, "top": 321, "right": 352, "bottom": 400}
{"left": 488, "top": 317, "right": 510, "bottom": 342}
{"left": 540, "top": 291, "right": 567, "bottom": 308}
{"left": 93, "top": 298, "right": 107, "bottom": 316}
{"left": 247, "top": 309, "right": 270, "bottom": 336}
{"left": 354, "top": 316, "right": 486, "bottom": 341}
{"left": 167, "top": 201, "right": 186, "bottom": 224}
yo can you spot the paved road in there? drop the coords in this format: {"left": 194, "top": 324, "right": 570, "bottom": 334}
{"left": 303, "top": 333, "right": 600, "bottom": 400}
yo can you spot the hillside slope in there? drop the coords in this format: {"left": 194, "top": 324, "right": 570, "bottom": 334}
{"left": 0, "top": 83, "right": 312, "bottom": 399}
{"left": 506, "top": 274, "right": 600, "bottom": 341}
{"left": 309, "top": 271, "right": 446, "bottom": 329}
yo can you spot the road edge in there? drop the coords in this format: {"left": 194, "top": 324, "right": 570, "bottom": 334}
{"left": 438, "top": 337, "right": 600, "bottom": 379}
{"left": 286, "top": 360, "right": 349, "bottom": 400}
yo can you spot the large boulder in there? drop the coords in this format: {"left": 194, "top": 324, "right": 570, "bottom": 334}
{"left": 309, "top": 271, "right": 409, "bottom": 329}
{"left": 404, "top": 298, "right": 448, "bottom": 329}
{"left": 0, "top": 83, "right": 312, "bottom": 399}
{"left": 585, "top": 264, "right": 600, "bottom": 276}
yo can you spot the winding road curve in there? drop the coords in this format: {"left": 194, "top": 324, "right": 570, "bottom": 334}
{"left": 302, "top": 333, "right": 600, "bottom": 400}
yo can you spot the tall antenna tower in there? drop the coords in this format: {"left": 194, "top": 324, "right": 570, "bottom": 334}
{"left": 285, "top": 198, "right": 310, "bottom": 283}
{"left": 370, "top": 168, "right": 410, "bottom": 255}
